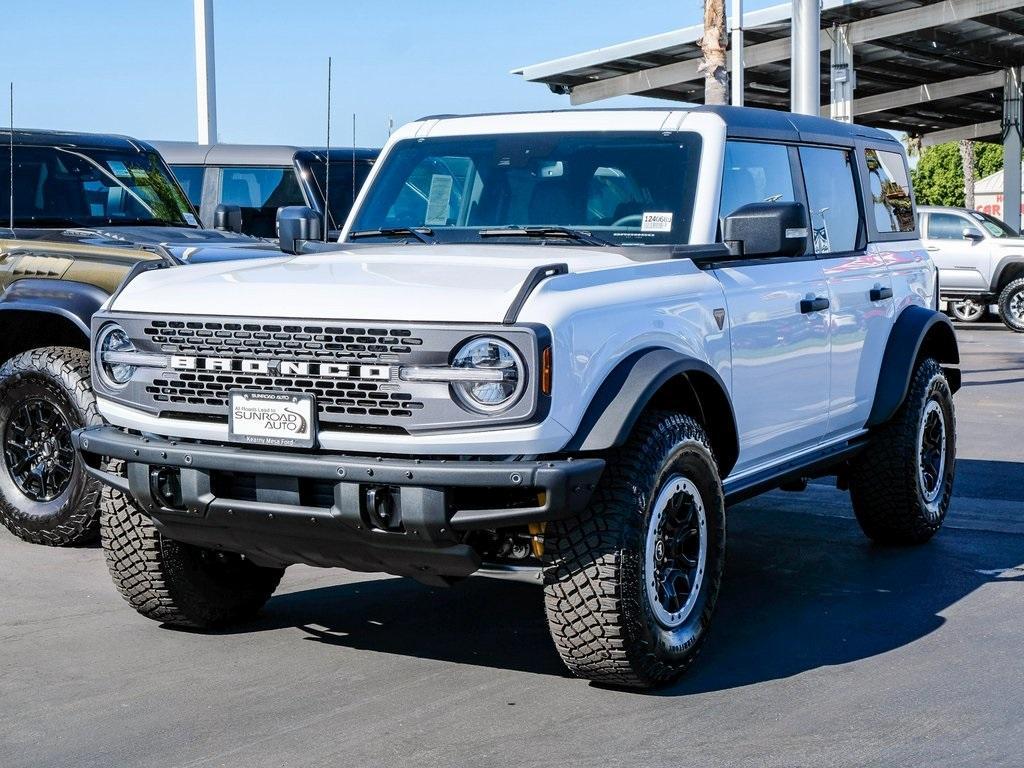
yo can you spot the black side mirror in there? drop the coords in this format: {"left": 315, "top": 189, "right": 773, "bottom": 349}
{"left": 723, "top": 201, "right": 809, "bottom": 258}
{"left": 277, "top": 206, "right": 322, "bottom": 255}
{"left": 962, "top": 228, "right": 984, "bottom": 242}
{"left": 214, "top": 204, "right": 243, "bottom": 233}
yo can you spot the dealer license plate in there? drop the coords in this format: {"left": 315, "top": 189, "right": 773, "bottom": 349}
{"left": 228, "top": 390, "right": 316, "bottom": 448}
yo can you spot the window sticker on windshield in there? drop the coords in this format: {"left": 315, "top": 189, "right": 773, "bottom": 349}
{"left": 425, "top": 174, "right": 454, "bottom": 226}
{"left": 107, "top": 161, "right": 132, "bottom": 178}
{"left": 641, "top": 212, "right": 673, "bottom": 232}
{"left": 183, "top": 213, "right": 198, "bottom": 226}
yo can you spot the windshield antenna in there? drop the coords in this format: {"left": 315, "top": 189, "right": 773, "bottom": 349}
{"left": 8, "top": 82, "right": 13, "bottom": 232}
{"left": 323, "top": 57, "right": 331, "bottom": 242}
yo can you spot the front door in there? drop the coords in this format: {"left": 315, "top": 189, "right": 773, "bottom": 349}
{"left": 923, "top": 211, "right": 990, "bottom": 291}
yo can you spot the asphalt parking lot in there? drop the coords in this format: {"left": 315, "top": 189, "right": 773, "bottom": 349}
{"left": 2, "top": 323, "right": 1022, "bottom": 768}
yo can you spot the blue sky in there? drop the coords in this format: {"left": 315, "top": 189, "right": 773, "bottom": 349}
{"left": 2, "top": 0, "right": 783, "bottom": 147}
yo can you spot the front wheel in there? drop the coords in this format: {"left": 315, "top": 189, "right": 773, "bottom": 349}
{"left": 542, "top": 412, "right": 726, "bottom": 689}
{"left": 101, "top": 480, "right": 285, "bottom": 628}
{"left": 998, "top": 278, "right": 1024, "bottom": 332}
{"left": 849, "top": 358, "right": 956, "bottom": 545}
{"left": 0, "top": 347, "right": 103, "bottom": 546}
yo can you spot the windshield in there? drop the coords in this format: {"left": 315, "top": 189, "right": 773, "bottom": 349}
{"left": 1, "top": 145, "right": 196, "bottom": 229}
{"left": 347, "top": 132, "right": 702, "bottom": 246}
{"left": 308, "top": 159, "right": 375, "bottom": 232}
{"left": 968, "top": 210, "right": 1018, "bottom": 238}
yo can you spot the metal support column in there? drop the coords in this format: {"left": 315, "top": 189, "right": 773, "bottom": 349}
{"left": 791, "top": 0, "right": 821, "bottom": 116}
{"left": 194, "top": 0, "right": 218, "bottom": 145}
{"left": 1003, "top": 67, "right": 1022, "bottom": 231}
{"left": 829, "top": 24, "right": 855, "bottom": 122}
{"left": 730, "top": 0, "right": 744, "bottom": 106}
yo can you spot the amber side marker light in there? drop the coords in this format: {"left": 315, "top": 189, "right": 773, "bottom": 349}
{"left": 541, "top": 346, "right": 552, "bottom": 395}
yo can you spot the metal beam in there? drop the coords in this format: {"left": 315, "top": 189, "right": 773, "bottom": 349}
{"left": 1003, "top": 67, "right": 1022, "bottom": 230}
{"left": 792, "top": 0, "right": 821, "bottom": 115}
{"left": 920, "top": 120, "right": 1003, "bottom": 147}
{"left": 730, "top": 0, "right": 744, "bottom": 106}
{"left": 829, "top": 24, "right": 855, "bottom": 122}
{"left": 821, "top": 70, "right": 1005, "bottom": 118}
{"left": 566, "top": 0, "right": 1024, "bottom": 106}
{"left": 193, "top": 0, "right": 217, "bottom": 145}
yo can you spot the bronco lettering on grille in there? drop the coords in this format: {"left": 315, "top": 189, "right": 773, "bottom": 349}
{"left": 170, "top": 356, "right": 392, "bottom": 380}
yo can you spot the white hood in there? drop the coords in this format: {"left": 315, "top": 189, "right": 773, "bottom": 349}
{"left": 110, "top": 245, "right": 634, "bottom": 322}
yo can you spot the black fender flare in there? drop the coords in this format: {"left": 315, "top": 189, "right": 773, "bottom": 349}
{"left": 564, "top": 348, "right": 740, "bottom": 476}
{"left": 0, "top": 279, "right": 109, "bottom": 337}
{"left": 990, "top": 255, "right": 1024, "bottom": 293}
{"left": 866, "top": 305, "right": 960, "bottom": 428}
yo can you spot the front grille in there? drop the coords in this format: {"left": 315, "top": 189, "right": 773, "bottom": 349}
{"left": 97, "top": 313, "right": 540, "bottom": 434}
{"left": 143, "top": 320, "right": 423, "bottom": 360}
{"left": 142, "top": 320, "right": 426, "bottom": 420}
{"left": 147, "top": 371, "right": 422, "bottom": 419}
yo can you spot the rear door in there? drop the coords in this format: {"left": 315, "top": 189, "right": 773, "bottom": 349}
{"left": 799, "top": 144, "right": 893, "bottom": 436}
{"left": 716, "top": 140, "right": 831, "bottom": 473}
{"left": 922, "top": 210, "right": 990, "bottom": 291}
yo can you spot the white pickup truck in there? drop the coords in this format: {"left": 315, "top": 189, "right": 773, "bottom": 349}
{"left": 75, "top": 106, "right": 960, "bottom": 689}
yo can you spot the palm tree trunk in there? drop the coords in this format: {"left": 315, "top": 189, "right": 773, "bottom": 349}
{"left": 959, "top": 139, "right": 975, "bottom": 209}
{"left": 700, "top": 0, "right": 729, "bottom": 105}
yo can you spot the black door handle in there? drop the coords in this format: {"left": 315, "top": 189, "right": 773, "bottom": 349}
{"left": 870, "top": 286, "right": 894, "bottom": 301}
{"left": 800, "top": 296, "right": 830, "bottom": 313}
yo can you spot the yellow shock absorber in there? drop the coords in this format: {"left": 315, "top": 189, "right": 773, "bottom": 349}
{"left": 529, "top": 512, "right": 546, "bottom": 558}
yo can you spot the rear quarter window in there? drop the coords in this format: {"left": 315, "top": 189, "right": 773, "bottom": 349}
{"left": 864, "top": 149, "right": 915, "bottom": 234}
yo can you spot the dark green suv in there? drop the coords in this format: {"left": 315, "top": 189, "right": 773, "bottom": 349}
{"left": 0, "top": 128, "right": 279, "bottom": 546}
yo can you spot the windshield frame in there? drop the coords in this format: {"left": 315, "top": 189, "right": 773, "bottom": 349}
{"left": 343, "top": 131, "right": 703, "bottom": 248}
{"left": 1, "top": 143, "right": 200, "bottom": 230}
{"left": 968, "top": 209, "right": 1019, "bottom": 238}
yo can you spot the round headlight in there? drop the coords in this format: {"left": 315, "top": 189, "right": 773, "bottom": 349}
{"left": 97, "top": 323, "right": 137, "bottom": 387}
{"left": 451, "top": 337, "right": 525, "bottom": 413}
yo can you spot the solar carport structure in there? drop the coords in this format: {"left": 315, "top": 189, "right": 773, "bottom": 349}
{"left": 515, "top": 0, "right": 1024, "bottom": 229}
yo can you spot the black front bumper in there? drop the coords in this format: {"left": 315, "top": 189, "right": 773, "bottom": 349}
{"left": 74, "top": 426, "right": 603, "bottom": 583}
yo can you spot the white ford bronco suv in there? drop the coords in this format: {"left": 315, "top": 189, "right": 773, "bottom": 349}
{"left": 75, "top": 107, "right": 960, "bottom": 689}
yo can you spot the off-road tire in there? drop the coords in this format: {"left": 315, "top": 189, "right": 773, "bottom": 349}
{"left": 542, "top": 411, "right": 726, "bottom": 689}
{"left": 948, "top": 298, "right": 986, "bottom": 323}
{"left": 849, "top": 358, "right": 955, "bottom": 545}
{"left": 101, "top": 478, "right": 285, "bottom": 628}
{"left": 0, "top": 347, "right": 102, "bottom": 546}
{"left": 997, "top": 277, "right": 1024, "bottom": 332}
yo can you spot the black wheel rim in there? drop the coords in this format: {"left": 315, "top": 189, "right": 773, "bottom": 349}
{"left": 3, "top": 398, "right": 76, "bottom": 503}
{"left": 917, "top": 399, "right": 946, "bottom": 512}
{"left": 644, "top": 476, "right": 707, "bottom": 628}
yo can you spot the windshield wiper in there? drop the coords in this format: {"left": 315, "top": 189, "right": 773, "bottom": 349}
{"left": 478, "top": 226, "right": 612, "bottom": 246}
{"left": 349, "top": 227, "right": 436, "bottom": 244}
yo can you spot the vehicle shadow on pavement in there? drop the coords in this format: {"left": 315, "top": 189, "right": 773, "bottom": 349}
{"left": 220, "top": 494, "right": 1024, "bottom": 692}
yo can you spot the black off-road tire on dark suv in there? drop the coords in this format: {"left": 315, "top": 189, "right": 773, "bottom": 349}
{"left": 542, "top": 411, "right": 726, "bottom": 689}
{"left": 101, "top": 479, "right": 285, "bottom": 628}
{"left": 0, "top": 347, "right": 103, "bottom": 546}
{"left": 997, "top": 277, "right": 1024, "bottom": 333}
{"left": 849, "top": 358, "right": 956, "bottom": 545}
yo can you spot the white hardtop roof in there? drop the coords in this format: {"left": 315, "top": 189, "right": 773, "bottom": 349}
{"left": 390, "top": 109, "right": 703, "bottom": 141}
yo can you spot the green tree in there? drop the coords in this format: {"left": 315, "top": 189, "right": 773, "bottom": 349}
{"left": 911, "top": 141, "right": 1004, "bottom": 206}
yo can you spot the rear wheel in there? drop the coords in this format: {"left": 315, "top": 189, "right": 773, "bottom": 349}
{"left": 542, "top": 411, "right": 726, "bottom": 689}
{"left": 0, "top": 347, "right": 102, "bottom": 546}
{"left": 948, "top": 298, "right": 986, "bottom": 323}
{"left": 101, "top": 478, "right": 285, "bottom": 628}
{"left": 849, "top": 358, "right": 955, "bottom": 545}
{"left": 997, "top": 278, "right": 1024, "bottom": 332}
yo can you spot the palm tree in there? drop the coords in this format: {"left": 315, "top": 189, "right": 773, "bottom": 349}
{"left": 959, "top": 139, "right": 976, "bottom": 209}
{"left": 699, "top": 0, "right": 729, "bottom": 105}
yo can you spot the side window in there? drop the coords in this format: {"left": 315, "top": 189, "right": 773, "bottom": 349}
{"left": 218, "top": 166, "right": 304, "bottom": 238}
{"left": 799, "top": 146, "right": 861, "bottom": 254}
{"left": 928, "top": 212, "right": 981, "bottom": 240}
{"left": 170, "top": 165, "right": 205, "bottom": 208}
{"left": 864, "top": 149, "right": 915, "bottom": 233}
{"left": 720, "top": 141, "right": 795, "bottom": 220}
